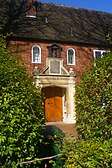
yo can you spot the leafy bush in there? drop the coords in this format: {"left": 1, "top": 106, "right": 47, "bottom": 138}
{"left": 76, "top": 52, "right": 112, "bottom": 140}
{"left": 61, "top": 52, "right": 112, "bottom": 167}
{"left": 0, "top": 36, "right": 45, "bottom": 167}
{"left": 61, "top": 138, "right": 112, "bottom": 168}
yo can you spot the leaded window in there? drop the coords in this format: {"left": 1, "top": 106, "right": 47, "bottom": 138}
{"left": 32, "top": 45, "right": 41, "bottom": 63}
{"left": 67, "top": 48, "right": 75, "bottom": 65}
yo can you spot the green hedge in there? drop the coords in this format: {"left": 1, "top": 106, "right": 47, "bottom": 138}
{"left": 76, "top": 52, "right": 112, "bottom": 140}
{"left": 61, "top": 52, "right": 112, "bottom": 168}
{"left": 0, "top": 36, "right": 45, "bottom": 167}
{"left": 61, "top": 138, "right": 112, "bottom": 168}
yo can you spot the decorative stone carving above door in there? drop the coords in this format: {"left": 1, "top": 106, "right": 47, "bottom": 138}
{"left": 40, "top": 57, "right": 69, "bottom": 76}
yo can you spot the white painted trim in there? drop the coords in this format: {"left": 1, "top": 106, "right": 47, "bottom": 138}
{"left": 67, "top": 48, "right": 75, "bottom": 65}
{"left": 32, "top": 45, "right": 41, "bottom": 63}
{"left": 26, "top": 14, "right": 36, "bottom": 18}
{"left": 93, "top": 50, "right": 109, "bottom": 59}
{"left": 34, "top": 75, "right": 76, "bottom": 124}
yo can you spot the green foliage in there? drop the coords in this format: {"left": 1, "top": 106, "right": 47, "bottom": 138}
{"left": 76, "top": 52, "right": 112, "bottom": 140}
{"left": 61, "top": 138, "right": 112, "bottom": 168}
{"left": 61, "top": 52, "right": 112, "bottom": 167}
{"left": 0, "top": 35, "right": 45, "bottom": 167}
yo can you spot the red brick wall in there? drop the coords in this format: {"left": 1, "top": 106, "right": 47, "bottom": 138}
{"left": 10, "top": 40, "right": 107, "bottom": 83}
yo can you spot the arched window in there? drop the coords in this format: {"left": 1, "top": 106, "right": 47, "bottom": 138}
{"left": 32, "top": 45, "right": 41, "bottom": 63}
{"left": 67, "top": 48, "right": 75, "bottom": 65}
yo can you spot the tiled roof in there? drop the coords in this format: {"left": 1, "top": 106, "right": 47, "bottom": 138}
{"left": 0, "top": 1, "right": 112, "bottom": 46}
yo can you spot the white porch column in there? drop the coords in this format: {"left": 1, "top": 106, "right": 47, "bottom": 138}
{"left": 66, "top": 76, "right": 76, "bottom": 123}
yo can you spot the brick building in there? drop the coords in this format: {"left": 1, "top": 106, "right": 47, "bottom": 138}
{"left": 1, "top": 0, "right": 112, "bottom": 124}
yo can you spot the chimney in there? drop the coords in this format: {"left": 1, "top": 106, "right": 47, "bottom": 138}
{"left": 27, "top": 0, "right": 33, "bottom": 3}
{"left": 26, "top": 0, "right": 36, "bottom": 18}
{"left": 26, "top": 0, "right": 42, "bottom": 17}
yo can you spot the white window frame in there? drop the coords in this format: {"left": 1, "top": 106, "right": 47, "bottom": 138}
{"left": 94, "top": 50, "right": 109, "bottom": 60}
{"left": 32, "top": 45, "right": 41, "bottom": 63}
{"left": 26, "top": 12, "right": 36, "bottom": 18}
{"left": 67, "top": 48, "right": 75, "bottom": 65}
{"left": 26, "top": 14, "right": 36, "bottom": 18}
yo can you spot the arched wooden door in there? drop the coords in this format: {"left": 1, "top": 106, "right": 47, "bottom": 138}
{"left": 42, "top": 87, "right": 63, "bottom": 122}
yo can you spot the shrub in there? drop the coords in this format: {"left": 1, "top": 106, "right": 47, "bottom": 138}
{"left": 61, "top": 138, "right": 112, "bottom": 168}
{"left": 61, "top": 52, "right": 112, "bottom": 168}
{"left": 76, "top": 52, "right": 112, "bottom": 140}
{"left": 0, "top": 36, "right": 45, "bottom": 167}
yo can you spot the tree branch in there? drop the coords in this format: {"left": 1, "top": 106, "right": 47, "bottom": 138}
{"left": 17, "top": 154, "right": 61, "bottom": 165}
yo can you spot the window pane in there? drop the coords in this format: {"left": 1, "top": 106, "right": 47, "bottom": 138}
{"left": 68, "top": 49, "right": 74, "bottom": 56}
{"left": 33, "top": 46, "right": 40, "bottom": 63}
{"left": 68, "top": 49, "right": 74, "bottom": 64}
{"left": 68, "top": 55, "right": 73, "bottom": 64}
{"left": 95, "top": 51, "right": 101, "bottom": 59}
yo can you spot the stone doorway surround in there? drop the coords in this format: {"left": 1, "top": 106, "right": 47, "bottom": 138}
{"left": 33, "top": 57, "right": 76, "bottom": 124}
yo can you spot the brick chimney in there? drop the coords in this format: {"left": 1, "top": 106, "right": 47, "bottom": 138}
{"left": 26, "top": 0, "right": 42, "bottom": 17}
{"left": 27, "top": 0, "right": 33, "bottom": 3}
{"left": 26, "top": 0, "right": 36, "bottom": 17}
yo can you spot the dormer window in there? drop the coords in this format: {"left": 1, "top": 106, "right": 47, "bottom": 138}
{"left": 67, "top": 48, "right": 75, "bottom": 65}
{"left": 32, "top": 45, "right": 41, "bottom": 63}
{"left": 47, "top": 43, "right": 62, "bottom": 58}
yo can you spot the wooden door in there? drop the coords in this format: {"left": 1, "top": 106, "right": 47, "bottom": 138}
{"left": 42, "top": 87, "right": 62, "bottom": 122}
